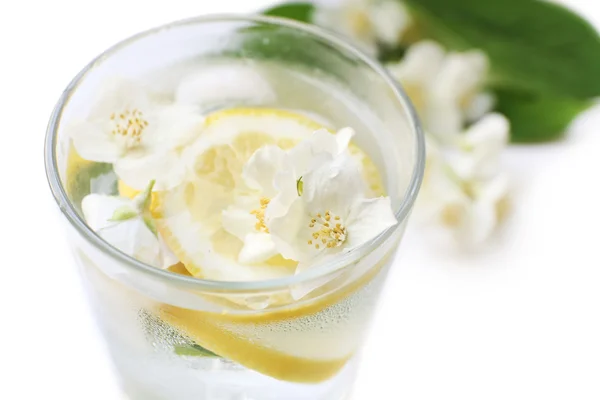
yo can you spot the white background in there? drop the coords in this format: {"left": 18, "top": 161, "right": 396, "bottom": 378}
{"left": 1, "top": 0, "right": 599, "bottom": 399}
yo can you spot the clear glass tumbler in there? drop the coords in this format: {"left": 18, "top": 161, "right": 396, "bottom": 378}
{"left": 45, "top": 14, "right": 424, "bottom": 400}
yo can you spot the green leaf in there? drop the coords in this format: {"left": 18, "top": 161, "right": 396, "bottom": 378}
{"left": 174, "top": 344, "right": 218, "bottom": 358}
{"left": 402, "top": 0, "right": 600, "bottom": 99}
{"left": 377, "top": 44, "right": 408, "bottom": 64}
{"left": 263, "top": 2, "right": 316, "bottom": 23}
{"left": 494, "top": 88, "right": 592, "bottom": 142}
{"left": 66, "top": 162, "right": 116, "bottom": 213}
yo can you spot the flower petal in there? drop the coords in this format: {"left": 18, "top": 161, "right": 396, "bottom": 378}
{"left": 242, "top": 145, "right": 288, "bottom": 196}
{"left": 458, "top": 174, "right": 510, "bottom": 245}
{"left": 345, "top": 197, "right": 397, "bottom": 249}
{"left": 368, "top": 0, "right": 411, "bottom": 45}
{"left": 312, "top": 5, "right": 379, "bottom": 57}
{"left": 450, "top": 113, "right": 509, "bottom": 180}
{"left": 287, "top": 128, "right": 354, "bottom": 177}
{"left": 432, "top": 50, "right": 488, "bottom": 104}
{"left": 414, "top": 152, "right": 468, "bottom": 225}
{"left": 464, "top": 92, "right": 496, "bottom": 123}
{"left": 114, "top": 150, "right": 185, "bottom": 191}
{"left": 238, "top": 232, "right": 279, "bottom": 264}
{"left": 424, "top": 100, "right": 463, "bottom": 141}
{"left": 307, "top": 128, "right": 338, "bottom": 157}
{"left": 82, "top": 193, "right": 161, "bottom": 265}
{"left": 68, "top": 121, "right": 123, "bottom": 163}
{"left": 387, "top": 40, "right": 445, "bottom": 86}
{"left": 302, "top": 153, "right": 365, "bottom": 217}
{"left": 269, "top": 197, "right": 311, "bottom": 262}
{"left": 287, "top": 140, "right": 333, "bottom": 179}
{"left": 158, "top": 234, "right": 180, "bottom": 269}
{"left": 142, "top": 104, "right": 205, "bottom": 152}
{"left": 335, "top": 127, "right": 355, "bottom": 151}
{"left": 426, "top": 50, "right": 489, "bottom": 139}
{"left": 464, "top": 113, "right": 509, "bottom": 150}
{"left": 89, "top": 77, "right": 152, "bottom": 120}
{"left": 221, "top": 205, "right": 257, "bottom": 241}
{"left": 81, "top": 194, "right": 131, "bottom": 231}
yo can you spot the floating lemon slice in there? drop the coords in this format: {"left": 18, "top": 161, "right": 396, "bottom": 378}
{"left": 155, "top": 108, "right": 318, "bottom": 281}
{"left": 153, "top": 107, "right": 385, "bottom": 281}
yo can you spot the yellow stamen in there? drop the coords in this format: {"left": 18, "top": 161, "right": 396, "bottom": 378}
{"left": 109, "top": 108, "right": 149, "bottom": 148}
{"left": 250, "top": 197, "right": 270, "bottom": 233}
{"left": 307, "top": 210, "right": 347, "bottom": 250}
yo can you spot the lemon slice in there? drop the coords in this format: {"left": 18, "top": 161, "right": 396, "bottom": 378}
{"left": 157, "top": 248, "right": 394, "bottom": 383}
{"left": 154, "top": 107, "right": 385, "bottom": 282}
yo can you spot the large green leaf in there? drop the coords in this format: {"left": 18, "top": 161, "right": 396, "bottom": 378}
{"left": 263, "top": 2, "right": 316, "bottom": 23}
{"left": 403, "top": 0, "right": 600, "bottom": 99}
{"left": 494, "top": 88, "right": 592, "bottom": 142}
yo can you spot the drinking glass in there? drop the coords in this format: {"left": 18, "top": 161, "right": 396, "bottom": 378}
{"left": 45, "top": 14, "right": 425, "bottom": 400}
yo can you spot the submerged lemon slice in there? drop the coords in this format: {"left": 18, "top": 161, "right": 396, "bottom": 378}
{"left": 154, "top": 107, "right": 385, "bottom": 281}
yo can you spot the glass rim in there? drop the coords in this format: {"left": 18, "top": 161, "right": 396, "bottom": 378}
{"left": 44, "top": 13, "right": 425, "bottom": 292}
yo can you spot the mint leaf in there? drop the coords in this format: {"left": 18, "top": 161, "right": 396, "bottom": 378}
{"left": 174, "top": 344, "right": 218, "bottom": 357}
{"left": 494, "top": 89, "right": 592, "bottom": 142}
{"left": 403, "top": 0, "right": 600, "bottom": 99}
{"left": 263, "top": 2, "right": 316, "bottom": 23}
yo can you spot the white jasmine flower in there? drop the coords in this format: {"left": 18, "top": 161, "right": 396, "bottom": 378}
{"left": 447, "top": 113, "right": 509, "bottom": 181}
{"left": 268, "top": 153, "right": 397, "bottom": 267}
{"left": 68, "top": 78, "right": 205, "bottom": 190}
{"left": 221, "top": 128, "right": 355, "bottom": 264}
{"left": 314, "top": 0, "right": 411, "bottom": 56}
{"left": 82, "top": 181, "right": 177, "bottom": 268}
{"left": 423, "top": 170, "right": 510, "bottom": 245}
{"left": 175, "top": 64, "right": 276, "bottom": 111}
{"left": 221, "top": 145, "right": 288, "bottom": 264}
{"left": 386, "top": 40, "right": 446, "bottom": 111}
{"left": 387, "top": 41, "right": 493, "bottom": 142}
{"left": 426, "top": 50, "right": 491, "bottom": 141}
{"left": 417, "top": 116, "right": 510, "bottom": 245}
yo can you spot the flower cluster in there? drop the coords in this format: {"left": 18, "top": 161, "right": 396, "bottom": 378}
{"left": 387, "top": 42, "right": 510, "bottom": 245}
{"left": 313, "top": 0, "right": 412, "bottom": 56}
{"left": 222, "top": 128, "right": 397, "bottom": 269}
{"left": 68, "top": 65, "right": 274, "bottom": 268}
{"left": 315, "top": 0, "right": 511, "bottom": 245}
